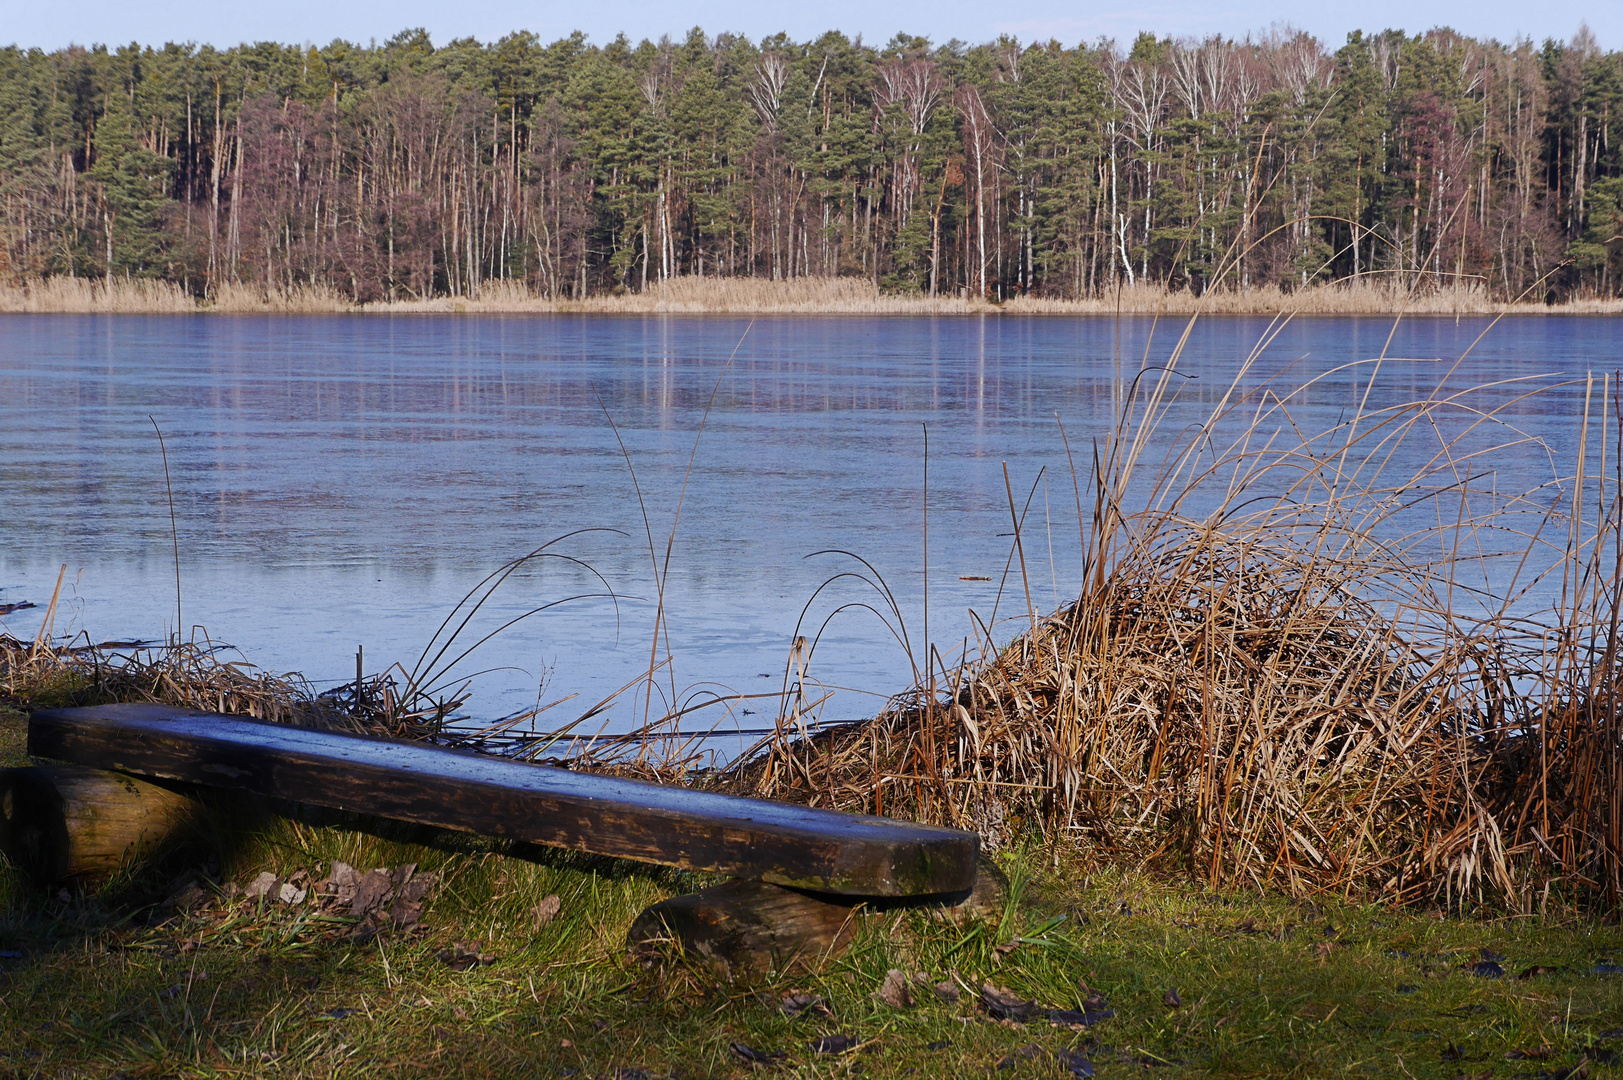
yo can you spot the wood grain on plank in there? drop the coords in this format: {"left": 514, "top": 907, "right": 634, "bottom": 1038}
{"left": 29, "top": 704, "right": 977, "bottom": 896}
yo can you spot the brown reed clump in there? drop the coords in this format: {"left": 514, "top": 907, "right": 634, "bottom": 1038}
{"left": 733, "top": 328, "right": 1623, "bottom": 912}
{"left": 0, "top": 633, "right": 457, "bottom": 741}
{"left": 2, "top": 633, "right": 340, "bottom": 727}
{"left": 741, "top": 516, "right": 1514, "bottom": 904}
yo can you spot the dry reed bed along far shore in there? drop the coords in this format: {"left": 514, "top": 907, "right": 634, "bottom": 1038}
{"left": 2, "top": 275, "right": 1622, "bottom": 315}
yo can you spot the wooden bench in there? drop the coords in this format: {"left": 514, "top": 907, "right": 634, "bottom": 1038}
{"left": 4, "top": 703, "right": 985, "bottom": 978}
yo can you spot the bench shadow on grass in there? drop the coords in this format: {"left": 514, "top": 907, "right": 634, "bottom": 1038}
{"left": 0, "top": 773, "right": 705, "bottom": 1077}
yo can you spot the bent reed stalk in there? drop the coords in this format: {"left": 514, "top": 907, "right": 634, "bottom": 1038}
{"left": 734, "top": 338, "right": 1623, "bottom": 912}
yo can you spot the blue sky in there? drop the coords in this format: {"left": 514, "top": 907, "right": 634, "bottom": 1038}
{"left": 9, "top": 0, "right": 1616, "bottom": 53}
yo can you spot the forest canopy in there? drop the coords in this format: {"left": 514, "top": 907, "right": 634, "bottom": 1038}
{"left": 0, "top": 25, "right": 1619, "bottom": 302}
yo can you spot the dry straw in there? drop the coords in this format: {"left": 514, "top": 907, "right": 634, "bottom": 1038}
{"left": 2, "top": 617, "right": 467, "bottom": 743}
{"left": 0, "top": 277, "right": 196, "bottom": 314}
{"left": 3, "top": 274, "right": 1620, "bottom": 315}
{"left": 1, "top": 633, "right": 359, "bottom": 730}
{"left": 732, "top": 322, "right": 1623, "bottom": 912}
{"left": 0, "top": 630, "right": 490, "bottom": 748}
{"left": 1004, "top": 278, "right": 1623, "bottom": 315}
{"left": 205, "top": 281, "right": 352, "bottom": 313}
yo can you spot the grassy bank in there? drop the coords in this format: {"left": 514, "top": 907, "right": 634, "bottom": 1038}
{"left": 3, "top": 275, "right": 1622, "bottom": 315}
{"left": 5, "top": 714, "right": 1623, "bottom": 1080}
{"left": 5, "top": 599, "right": 1623, "bottom": 1078}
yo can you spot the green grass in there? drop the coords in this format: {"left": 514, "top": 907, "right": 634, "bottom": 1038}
{"left": 0, "top": 702, "right": 27, "bottom": 768}
{"left": 3, "top": 710, "right": 1622, "bottom": 1079}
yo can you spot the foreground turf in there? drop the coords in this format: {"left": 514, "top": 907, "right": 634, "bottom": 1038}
{"left": 1, "top": 708, "right": 1620, "bottom": 1079}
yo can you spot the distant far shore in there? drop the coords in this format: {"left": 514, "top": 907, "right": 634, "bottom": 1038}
{"left": 3, "top": 276, "right": 1620, "bottom": 317}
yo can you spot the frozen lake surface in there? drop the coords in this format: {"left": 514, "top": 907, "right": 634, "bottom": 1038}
{"left": 3, "top": 313, "right": 1619, "bottom": 753}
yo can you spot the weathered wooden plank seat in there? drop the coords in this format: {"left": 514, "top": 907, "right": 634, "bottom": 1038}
{"left": 7, "top": 703, "right": 988, "bottom": 978}
{"left": 23, "top": 703, "right": 975, "bottom": 897}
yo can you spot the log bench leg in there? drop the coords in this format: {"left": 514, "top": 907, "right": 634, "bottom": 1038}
{"left": 628, "top": 879, "right": 859, "bottom": 981}
{"left": 0, "top": 766, "right": 201, "bottom": 884}
{"left": 627, "top": 857, "right": 1009, "bottom": 981}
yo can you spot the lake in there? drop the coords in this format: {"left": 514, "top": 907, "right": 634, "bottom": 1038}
{"left": 3, "top": 313, "right": 1620, "bottom": 753}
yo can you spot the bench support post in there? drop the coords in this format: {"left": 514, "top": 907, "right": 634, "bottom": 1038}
{"left": 628, "top": 879, "right": 858, "bottom": 980}
{"left": 627, "top": 857, "right": 1009, "bottom": 981}
{"left": 0, "top": 766, "right": 200, "bottom": 884}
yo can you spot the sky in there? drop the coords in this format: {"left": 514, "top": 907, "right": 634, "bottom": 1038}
{"left": 4, "top": 0, "right": 1616, "bottom": 54}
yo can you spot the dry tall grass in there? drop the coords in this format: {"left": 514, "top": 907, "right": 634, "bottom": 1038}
{"left": 365, "top": 276, "right": 994, "bottom": 314}
{"left": 0, "top": 630, "right": 460, "bottom": 742}
{"left": 0, "top": 277, "right": 196, "bottom": 313}
{"left": 732, "top": 329, "right": 1623, "bottom": 912}
{"left": 0, "top": 633, "right": 354, "bottom": 729}
{"left": 4, "top": 274, "right": 1620, "bottom": 315}
{"left": 344, "top": 276, "right": 1623, "bottom": 315}
{"left": 206, "top": 281, "right": 351, "bottom": 313}
{"left": 566, "top": 276, "right": 991, "bottom": 314}
{"left": 1005, "top": 278, "right": 1623, "bottom": 315}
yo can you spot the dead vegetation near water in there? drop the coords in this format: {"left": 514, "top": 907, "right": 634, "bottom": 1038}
{"left": 3, "top": 273, "right": 1622, "bottom": 315}
{"left": 738, "top": 334, "right": 1623, "bottom": 915}
{"left": 2, "top": 632, "right": 353, "bottom": 730}
{"left": 0, "top": 632, "right": 454, "bottom": 743}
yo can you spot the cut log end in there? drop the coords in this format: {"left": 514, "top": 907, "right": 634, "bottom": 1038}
{"left": 626, "top": 857, "right": 1007, "bottom": 981}
{"left": 627, "top": 879, "right": 859, "bottom": 981}
{"left": 0, "top": 766, "right": 201, "bottom": 883}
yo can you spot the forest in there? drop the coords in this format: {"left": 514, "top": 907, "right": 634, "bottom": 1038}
{"left": 0, "top": 24, "right": 1620, "bottom": 303}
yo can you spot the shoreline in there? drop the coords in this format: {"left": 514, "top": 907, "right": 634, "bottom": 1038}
{"left": 3, "top": 276, "right": 1620, "bottom": 317}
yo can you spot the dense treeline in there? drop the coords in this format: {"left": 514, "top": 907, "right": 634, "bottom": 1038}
{"left": 1, "top": 25, "right": 1621, "bottom": 302}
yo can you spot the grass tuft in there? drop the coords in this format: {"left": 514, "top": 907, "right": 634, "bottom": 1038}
{"left": 0, "top": 634, "right": 416, "bottom": 735}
